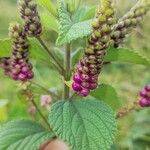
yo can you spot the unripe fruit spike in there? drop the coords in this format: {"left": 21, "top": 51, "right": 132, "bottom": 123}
{"left": 19, "top": 0, "right": 42, "bottom": 37}
{"left": 8, "top": 22, "right": 34, "bottom": 82}
{"left": 72, "top": 0, "right": 115, "bottom": 96}
{"left": 111, "top": 0, "right": 150, "bottom": 47}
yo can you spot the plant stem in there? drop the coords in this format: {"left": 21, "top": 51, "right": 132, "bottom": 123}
{"left": 63, "top": 44, "right": 71, "bottom": 99}
{"left": 36, "top": 36, "right": 64, "bottom": 74}
{"left": 31, "top": 99, "right": 51, "bottom": 130}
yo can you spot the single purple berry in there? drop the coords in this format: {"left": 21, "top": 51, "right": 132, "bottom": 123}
{"left": 27, "top": 71, "right": 34, "bottom": 79}
{"left": 139, "top": 89, "right": 147, "bottom": 97}
{"left": 80, "top": 89, "right": 90, "bottom": 97}
{"left": 89, "top": 83, "right": 97, "bottom": 90}
{"left": 18, "top": 73, "right": 27, "bottom": 81}
{"left": 12, "top": 69, "right": 20, "bottom": 75}
{"left": 139, "top": 98, "right": 150, "bottom": 107}
{"left": 73, "top": 73, "right": 81, "bottom": 83}
{"left": 90, "top": 75, "right": 98, "bottom": 83}
{"left": 81, "top": 82, "right": 90, "bottom": 88}
{"left": 81, "top": 74, "right": 90, "bottom": 81}
{"left": 72, "top": 82, "right": 82, "bottom": 92}
{"left": 21, "top": 66, "right": 29, "bottom": 73}
{"left": 145, "top": 84, "right": 150, "bottom": 92}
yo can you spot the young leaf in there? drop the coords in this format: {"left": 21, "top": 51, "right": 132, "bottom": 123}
{"left": 56, "top": 0, "right": 92, "bottom": 45}
{"left": 49, "top": 99, "right": 117, "bottom": 150}
{"left": 37, "top": 0, "right": 57, "bottom": 17}
{"left": 80, "top": 6, "right": 97, "bottom": 21}
{"left": 40, "top": 12, "right": 59, "bottom": 33}
{"left": 105, "top": 48, "right": 150, "bottom": 67}
{"left": 91, "top": 84, "right": 121, "bottom": 111}
{"left": 0, "top": 120, "right": 55, "bottom": 150}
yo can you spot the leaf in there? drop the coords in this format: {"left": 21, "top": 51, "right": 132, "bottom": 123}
{"left": 71, "top": 47, "right": 83, "bottom": 66}
{"left": 56, "top": 0, "right": 93, "bottom": 45}
{"left": 91, "top": 84, "right": 121, "bottom": 111}
{"left": 0, "top": 120, "right": 55, "bottom": 150}
{"left": 104, "top": 48, "right": 150, "bottom": 67}
{"left": 40, "top": 12, "right": 59, "bottom": 33}
{"left": 49, "top": 99, "right": 117, "bottom": 150}
{"left": 80, "top": 6, "right": 97, "bottom": 21}
{"left": 37, "top": 0, "right": 57, "bottom": 17}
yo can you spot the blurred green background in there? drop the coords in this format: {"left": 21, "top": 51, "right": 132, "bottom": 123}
{"left": 0, "top": 0, "right": 150, "bottom": 149}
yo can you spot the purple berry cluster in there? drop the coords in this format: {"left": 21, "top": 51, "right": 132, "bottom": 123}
{"left": 139, "top": 84, "right": 150, "bottom": 107}
{"left": 19, "top": 0, "right": 42, "bottom": 37}
{"left": 111, "top": 0, "right": 150, "bottom": 48}
{"left": 72, "top": 0, "right": 115, "bottom": 96}
{"left": 8, "top": 23, "right": 34, "bottom": 81}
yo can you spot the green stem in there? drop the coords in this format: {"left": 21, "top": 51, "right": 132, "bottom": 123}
{"left": 63, "top": 44, "right": 71, "bottom": 99}
{"left": 31, "top": 99, "right": 51, "bottom": 130}
{"left": 36, "top": 36, "right": 64, "bottom": 74}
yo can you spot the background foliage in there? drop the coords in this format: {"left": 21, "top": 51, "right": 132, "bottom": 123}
{"left": 0, "top": 0, "right": 150, "bottom": 149}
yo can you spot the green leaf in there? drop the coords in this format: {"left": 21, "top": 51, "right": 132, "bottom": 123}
{"left": 71, "top": 47, "right": 83, "bottom": 66}
{"left": 37, "top": 0, "right": 57, "bottom": 17}
{"left": 0, "top": 120, "right": 55, "bottom": 150}
{"left": 104, "top": 48, "right": 150, "bottom": 67}
{"left": 49, "top": 99, "right": 117, "bottom": 150}
{"left": 80, "top": 6, "right": 97, "bottom": 21}
{"left": 56, "top": 1, "right": 92, "bottom": 45}
{"left": 91, "top": 84, "right": 121, "bottom": 111}
{"left": 41, "top": 12, "right": 59, "bottom": 33}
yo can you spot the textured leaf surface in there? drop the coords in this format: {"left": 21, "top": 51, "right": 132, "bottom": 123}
{"left": 0, "top": 120, "right": 54, "bottom": 150}
{"left": 105, "top": 48, "right": 150, "bottom": 66}
{"left": 56, "top": 1, "right": 92, "bottom": 45}
{"left": 49, "top": 99, "right": 117, "bottom": 150}
{"left": 91, "top": 84, "right": 121, "bottom": 111}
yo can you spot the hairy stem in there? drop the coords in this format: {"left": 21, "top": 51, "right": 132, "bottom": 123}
{"left": 36, "top": 36, "right": 64, "bottom": 74}
{"left": 31, "top": 99, "right": 51, "bottom": 130}
{"left": 63, "top": 44, "right": 71, "bottom": 99}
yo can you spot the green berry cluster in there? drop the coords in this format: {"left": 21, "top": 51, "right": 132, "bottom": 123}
{"left": 111, "top": 0, "right": 150, "bottom": 47}
{"left": 72, "top": 0, "right": 116, "bottom": 96}
{"left": 19, "top": 0, "right": 42, "bottom": 37}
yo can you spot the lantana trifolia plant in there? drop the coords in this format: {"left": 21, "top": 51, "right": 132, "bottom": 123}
{"left": 0, "top": 0, "right": 150, "bottom": 150}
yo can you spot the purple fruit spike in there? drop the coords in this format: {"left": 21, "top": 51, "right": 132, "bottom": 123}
{"left": 18, "top": 73, "right": 27, "bottom": 81}
{"left": 81, "top": 82, "right": 90, "bottom": 88}
{"left": 73, "top": 73, "right": 81, "bottom": 83}
{"left": 27, "top": 71, "right": 34, "bottom": 79}
{"left": 81, "top": 74, "right": 90, "bottom": 81}
{"left": 139, "top": 98, "right": 150, "bottom": 107}
{"left": 72, "top": 82, "right": 82, "bottom": 92}
{"left": 15, "top": 64, "right": 21, "bottom": 69}
{"left": 80, "top": 89, "right": 90, "bottom": 97}
{"left": 89, "top": 83, "right": 98, "bottom": 90}
{"left": 21, "top": 66, "right": 29, "bottom": 73}
{"left": 139, "top": 89, "right": 147, "bottom": 97}
{"left": 145, "top": 84, "right": 150, "bottom": 92}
